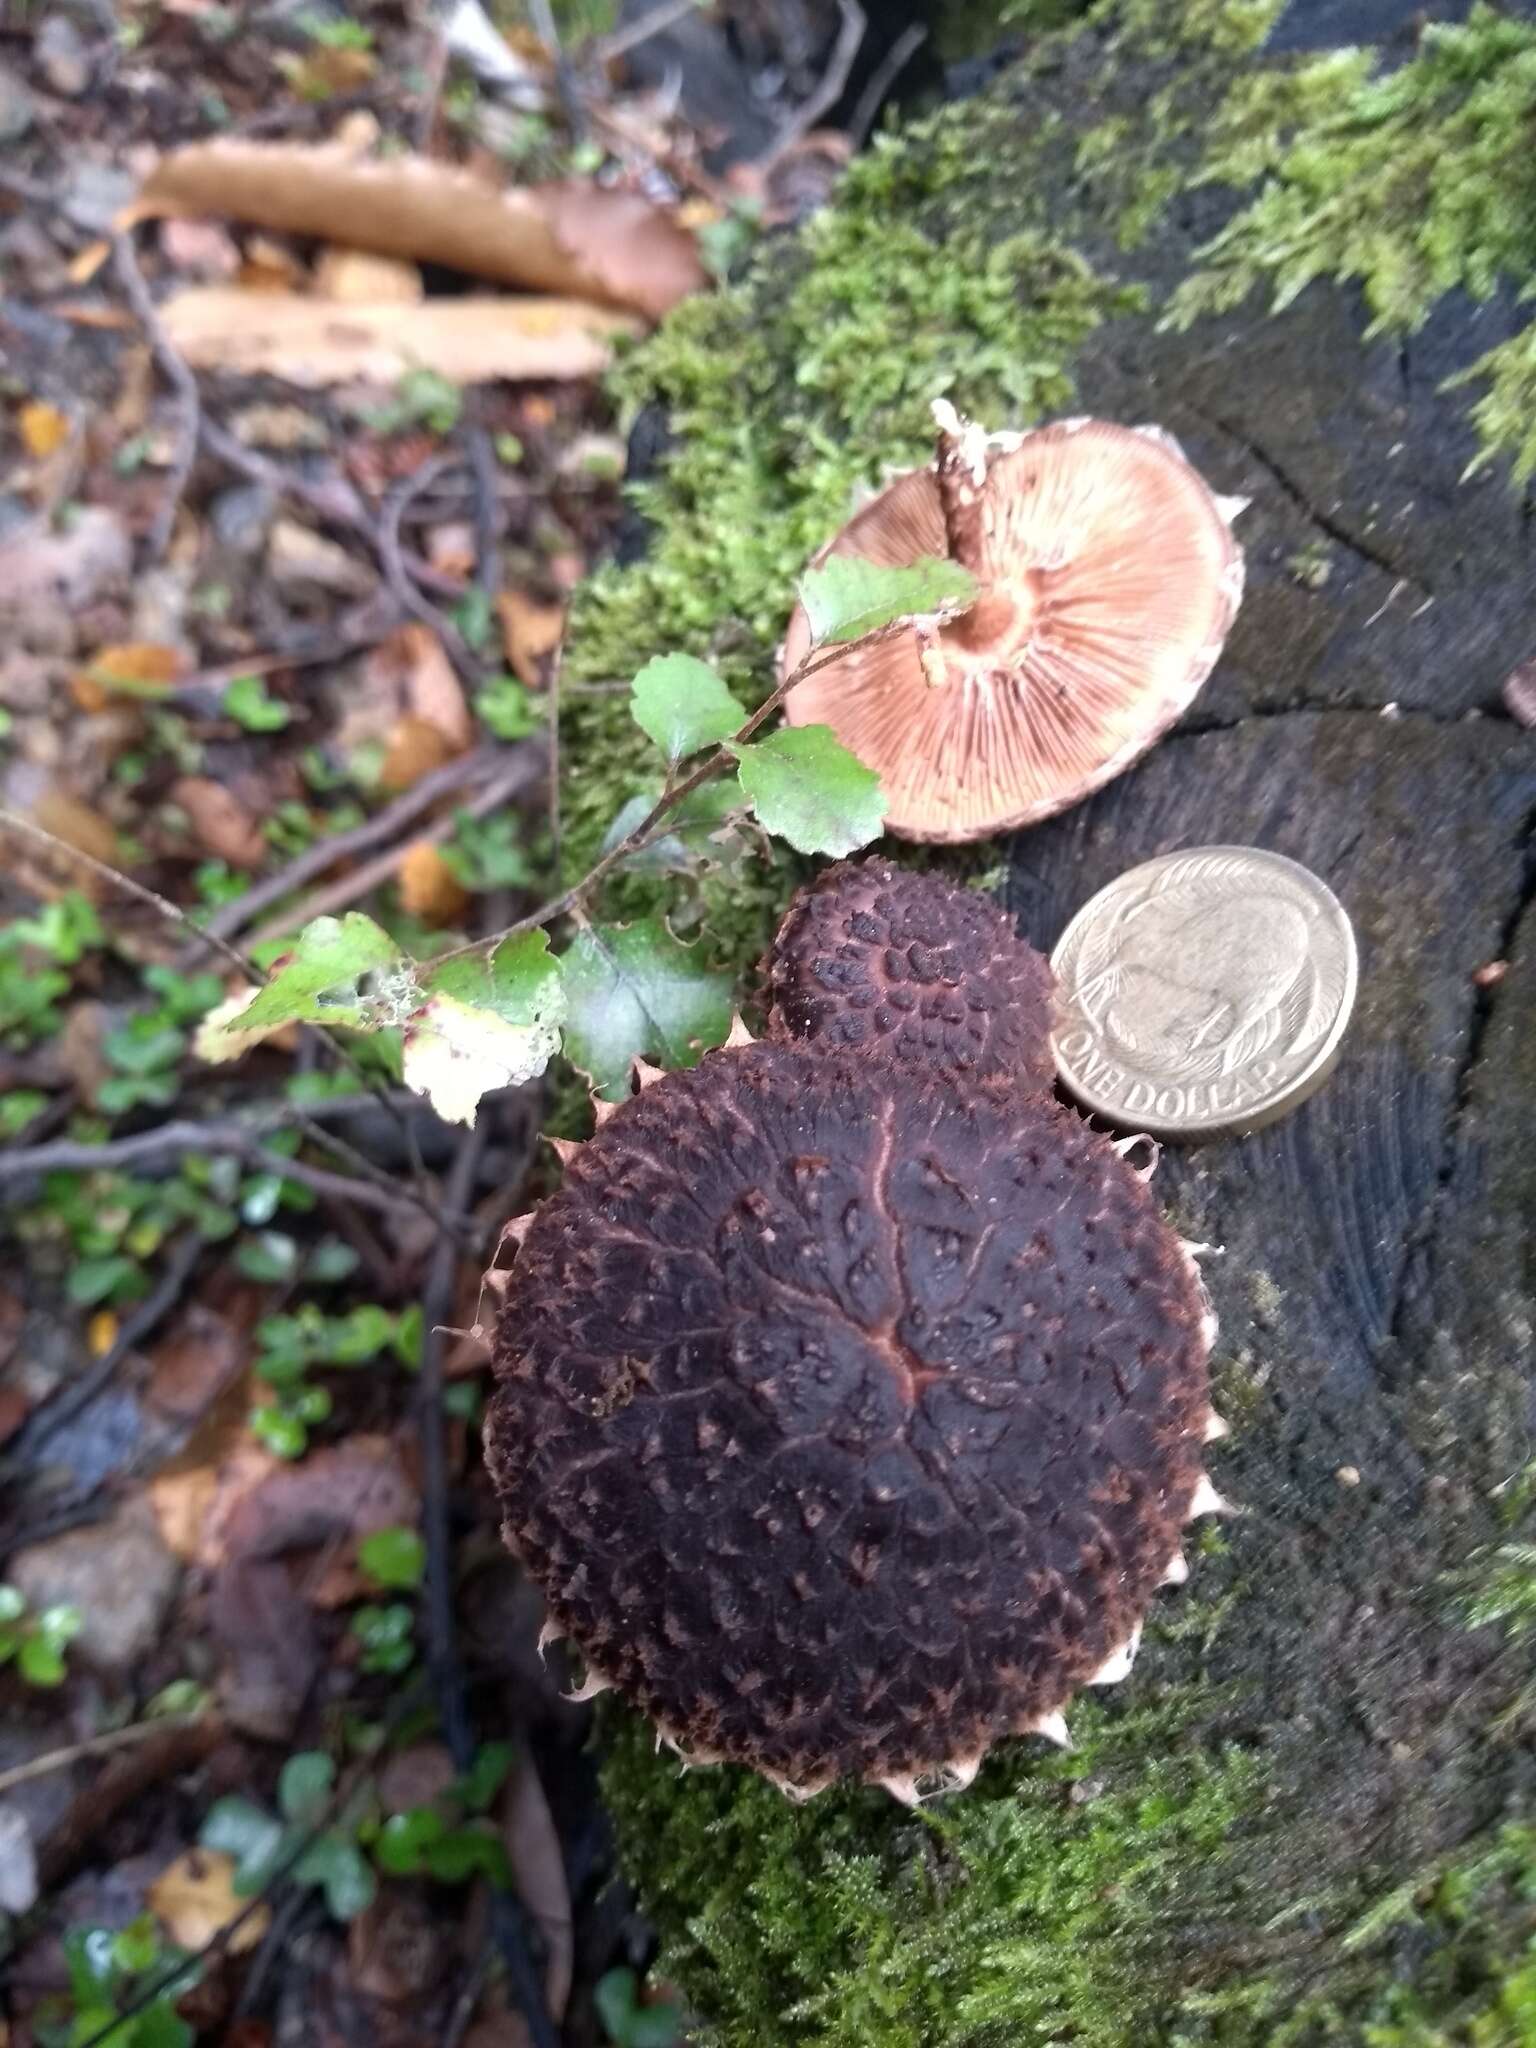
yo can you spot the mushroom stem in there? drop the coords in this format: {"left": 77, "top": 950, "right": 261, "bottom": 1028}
{"left": 933, "top": 402, "right": 992, "bottom": 574}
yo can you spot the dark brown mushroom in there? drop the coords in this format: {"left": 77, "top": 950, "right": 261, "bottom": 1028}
{"left": 486, "top": 1040, "right": 1225, "bottom": 1802}
{"left": 765, "top": 857, "right": 1057, "bottom": 1088}
{"left": 780, "top": 408, "right": 1245, "bottom": 843}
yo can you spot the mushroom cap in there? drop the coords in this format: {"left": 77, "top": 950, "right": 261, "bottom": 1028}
{"left": 486, "top": 1042, "right": 1216, "bottom": 1794}
{"left": 765, "top": 857, "right": 1057, "bottom": 1088}
{"left": 781, "top": 418, "right": 1244, "bottom": 843}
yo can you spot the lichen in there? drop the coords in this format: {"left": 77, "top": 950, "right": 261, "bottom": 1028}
{"left": 1168, "top": 3, "right": 1536, "bottom": 481}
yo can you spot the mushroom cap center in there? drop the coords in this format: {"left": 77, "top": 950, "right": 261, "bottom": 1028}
{"left": 938, "top": 571, "right": 1046, "bottom": 664}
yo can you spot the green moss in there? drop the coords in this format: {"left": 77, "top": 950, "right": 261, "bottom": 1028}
{"left": 602, "top": 1678, "right": 1262, "bottom": 2048}
{"left": 1169, "top": 4, "right": 1536, "bottom": 481}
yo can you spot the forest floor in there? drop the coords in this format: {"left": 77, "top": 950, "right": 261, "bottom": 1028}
{"left": 0, "top": 2, "right": 917, "bottom": 2040}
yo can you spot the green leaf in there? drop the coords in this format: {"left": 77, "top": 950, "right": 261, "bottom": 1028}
{"left": 66, "top": 1253, "right": 141, "bottom": 1306}
{"left": 375, "top": 1808, "right": 444, "bottom": 1876}
{"left": 357, "top": 1526, "right": 426, "bottom": 1591}
{"left": 299, "top": 1834, "right": 376, "bottom": 1921}
{"left": 236, "top": 1231, "right": 298, "bottom": 1284}
{"left": 235, "top": 914, "right": 404, "bottom": 1033}
{"left": 728, "top": 727, "right": 886, "bottom": 857}
{"left": 629, "top": 654, "right": 742, "bottom": 763}
{"left": 600, "top": 779, "right": 748, "bottom": 879}
{"left": 798, "top": 554, "right": 976, "bottom": 644}
{"left": 18, "top": 1633, "right": 66, "bottom": 1686}
{"left": 406, "top": 931, "right": 566, "bottom": 1124}
{"left": 225, "top": 674, "right": 292, "bottom": 732}
{"left": 595, "top": 1967, "right": 685, "bottom": 2048}
{"left": 421, "top": 929, "right": 563, "bottom": 1028}
{"left": 560, "top": 920, "right": 734, "bottom": 1103}
{"left": 111, "top": 1914, "right": 160, "bottom": 1976}
{"left": 475, "top": 673, "right": 539, "bottom": 741}
{"left": 459, "top": 1740, "right": 513, "bottom": 1813}
{"left": 251, "top": 1406, "right": 307, "bottom": 1459}
{"left": 201, "top": 1796, "right": 285, "bottom": 1892}
{"left": 424, "top": 1826, "right": 508, "bottom": 1885}
{"left": 279, "top": 1750, "right": 336, "bottom": 1826}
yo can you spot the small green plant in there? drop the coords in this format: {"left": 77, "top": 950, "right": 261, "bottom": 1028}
{"left": 596, "top": 1967, "right": 687, "bottom": 2048}
{"left": 38, "top": 1915, "right": 197, "bottom": 2047}
{"left": 441, "top": 811, "right": 537, "bottom": 893}
{"left": 194, "top": 557, "right": 955, "bottom": 1128}
{"left": 295, "top": 9, "right": 374, "bottom": 48}
{"left": 475, "top": 671, "right": 540, "bottom": 741}
{"left": 224, "top": 673, "right": 293, "bottom": 733}
{"left": 351, "top": 1601, "right": 416, "bottom": 1674}
{"left": 250, "top": 1302, "right": 422, "bottom": 1459}
{"left": 358, "top": 1525, "right": 426, "bottom": 1590}
{"left": 374, "top": 1740, "right": 514, "bottom": 1884}
{"left": 202, "top": 1749, "right": 376, "bottom": 1921}
{"left": 0, "top": 1584, "right": 82, "bottom": 1687}
{"left": 366, "top": 367, "right": 463, "bottom": 438}
{"left": 0, "top": 891, "right": 103, "bottom": 1047}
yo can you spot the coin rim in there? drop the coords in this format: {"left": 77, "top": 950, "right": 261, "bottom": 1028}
{"left": 1048, "top": 843, "right": 1360, "bottom": 1139}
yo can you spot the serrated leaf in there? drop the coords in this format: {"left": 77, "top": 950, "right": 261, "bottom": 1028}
{"left": 729, "top": 727, "right": 886, "bottom": 857}
{"left": 798, "top": 555, "right": 977, "bottom": 644}
{"left": 401, "top": 962, "right": 563, "bottom": 1129}
{"left": 236, "top": 915, "right": 405, "bottom": 1033}
{"left": 561, "top": 920, "right": 734, "bottom": 1102}
{"left": 600, "top": 780, "right": 750, "bottom": 879}
{"left": 629, "top": 653, "right": 742, "bottom": 763}
{"left": 421, "top": 928, "right": 563, "bottom": 1026}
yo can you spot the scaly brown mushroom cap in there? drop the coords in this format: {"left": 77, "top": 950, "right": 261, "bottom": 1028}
{"left": 781, "top": 412, "right": 1244, "bottom": 843}
{"left": 765, "top": 858, "right": 1057, "bottom": 1088}
{"left": 485, "top": 1042, "right": 1223, "bottom": 1801}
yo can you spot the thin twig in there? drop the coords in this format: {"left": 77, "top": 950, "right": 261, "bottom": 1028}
{"left": 846, "top": 21, "right": 925, "bottom": 147}
{"left": 191, "top": 745, "right": 506, "bottom": 950}
{"left": 430, "top": 618, "right": 908, "bottom": 968}
{"left": 591, "top": 0, "right": 698, "bottom": 66}
{"left": 243, "top": 746, "right": 542, "bottom": 952}
{"left": 526, "top": 0, "right": 585, "bottom": 141}
{"left": 765, "top": 0, "right": 865, "bottom": 159}
{"left": 111, "top": 225, "right": 199, "bottom": 560}
{"left": 466, "top": 424, "right": 502, "bottom": 605}
{"left": 0, "top": 1715, "right": 214, "bottom": 1798}
{"left": 380, "top": 452, "right": 476, "bottom": 667}
{"left": 419, "top": 1126, "right": 558, "bottom": 2048}
{"left": 3, "top": 1232, "right": 204, "bottom": 1471}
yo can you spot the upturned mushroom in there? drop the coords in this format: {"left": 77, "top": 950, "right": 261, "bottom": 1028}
{"left": 765, "top": 857, "right": 1057, "bottom": 1088}
{"left": 486, "top": 1036, "right": 1225, "bottom": 1803}
{"left": 780, "top": 406, "right": 1245, "bottom": 843}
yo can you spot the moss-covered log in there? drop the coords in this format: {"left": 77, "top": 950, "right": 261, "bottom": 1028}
{"left": 559, "top": 2, "right": 1536, "bottom": 2038}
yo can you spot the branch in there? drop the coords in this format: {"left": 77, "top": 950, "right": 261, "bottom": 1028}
{"left": 110, "top": 225, "right": 199, "bottom": 561}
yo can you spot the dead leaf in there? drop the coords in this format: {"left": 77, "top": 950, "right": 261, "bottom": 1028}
{"left": 426, "top": 521, "right": 477, "bottom": 580}
{"left": 73, "top": 638, "right": 185, "bottom": 710}
{"left": 139, "top": 143, "right": 705, "bottom": 319}
{"left": 193, "top": 985, "right": 298, "bottom": 1064}
{"left": 503, "top": 1755, "right": 574, "bottom": 2019}
{"left": 18, "top": 401, "right": 71, "bottom": 458}
{"left": 372, "top": 622, "right": 473, "bottom": 751}
{"left": 158, "top": 288, "right": 637, "bottom": 387}
{"left": 148, "top": 1304, "right": 249, "bottom": 1422}
{"left": 267, "top": 517, "right": 374, "bottom": 597}
{"left": 172, "top": 775, "right": 268, "bottom": 868}
{"left": 281, "top": 43, "right": 376, "bottom": 98}
{"left": 149, "top": 1849, "right": 270, "bottom": 1954}
{"left": 379, "top": 713, "right": 456, "bottom": 792}
{"left": 29, "top": 789, "right": 121, "bottom": 871}
{"left": 150, "top": 1437, "right": 277, "bottom": 1567}
{"left": 159, "top": 215, "right": 240, "bottom": 279}
{"left": 311, "top": 246, "right": 422, "bottom": 304}
{"left": 497, "top": 591, "right": 564, "bottom": 687}
{"left": 87, "top": 1309, "right": 118, "bottom": 1357}
{"left": 237, "top": 234, "right": 307, "bottom": 293}
{"left": 398, "top": 840, "right": 470, "bottom": 925}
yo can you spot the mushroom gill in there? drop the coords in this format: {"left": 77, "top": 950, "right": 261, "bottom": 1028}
{"left": 781, "top": 409, "right": 1245, "bottom": 843}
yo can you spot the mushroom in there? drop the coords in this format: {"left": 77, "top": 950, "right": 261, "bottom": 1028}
{"left": 780, "top": 407, "right": 1245, "bottom": 843}
{"left": 765, "top": 857, "right": 1057, "bottom": 1088}
{"left": 486, "top": 1038, "right": 1225, "bottom": 1802}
